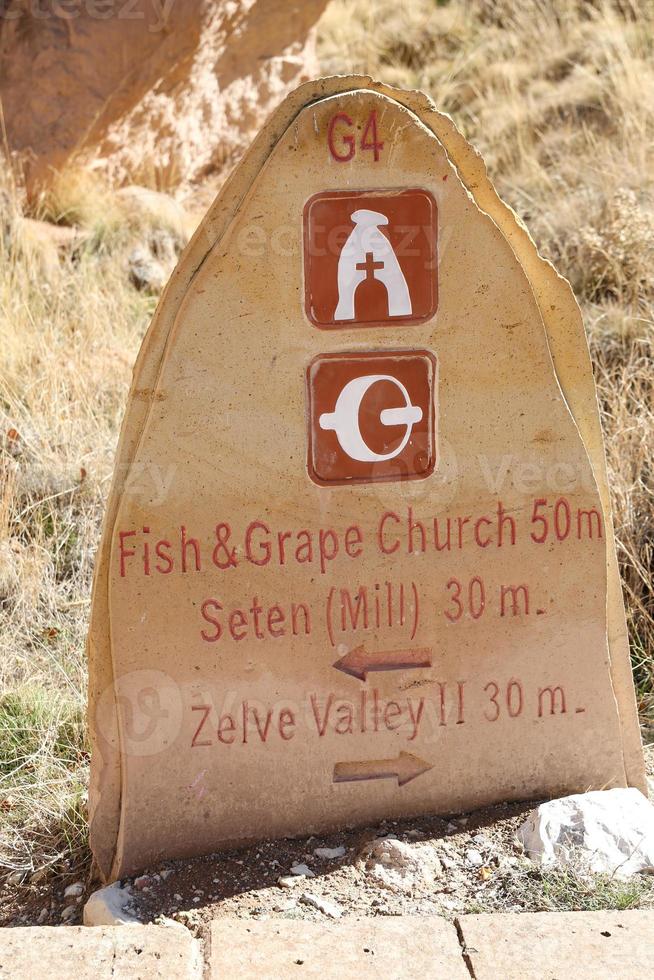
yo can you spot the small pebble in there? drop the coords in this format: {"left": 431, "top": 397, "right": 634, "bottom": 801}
{"left": 290, "top": 863, "right": 315, "bottom": 877}
{"left": 300, "top": 893, "right": 342, "bottom": 918}
{"left": 277, "top": 876, "right": 301, "bottom": 889}
{"left": 466, "top": 849, "right": 483, "bottom": 866}
{"left": 313, "top": 846, "right": 346, "bottom": 860}
{"left": 63, "top": 882, "right": 84, "bottom": 899}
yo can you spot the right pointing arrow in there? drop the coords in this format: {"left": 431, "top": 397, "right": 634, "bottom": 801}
{"left": 333, "top": 751, "right": 433, "bottom": 787}
{"left": 333, "top": 645, "right": 432, "bottom": 681}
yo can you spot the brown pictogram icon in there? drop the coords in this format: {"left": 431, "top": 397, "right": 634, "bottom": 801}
{"left": 303, "top": 188, "right": 438, "bottom": 328}
{"left": 307, "top": 350, "right": 437, "bottom": 486}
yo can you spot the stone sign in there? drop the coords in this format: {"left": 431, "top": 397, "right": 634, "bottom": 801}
{"left": 87, "top": 77, "right": 645, "bottom": 882}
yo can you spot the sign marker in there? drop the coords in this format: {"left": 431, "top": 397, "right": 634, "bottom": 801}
{"left": 333, "top": 752, "right": 433, "bottom": 787}
{"left": 333, "top": 644, "right": 433, "bottom": 682}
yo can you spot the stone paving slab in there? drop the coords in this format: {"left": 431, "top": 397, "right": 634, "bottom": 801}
{"left": 457, "top": 910, "right": 654, "bottom": 979}
{"left": 2, "top": 910, "right": 653, "bottom": 978}
{"left": 0, "top": 924, "right": 201, "bottom": 980}
{"left": 209, "top": 917, "right": 469, "bottom": 979}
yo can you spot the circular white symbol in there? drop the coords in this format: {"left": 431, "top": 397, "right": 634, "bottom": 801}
{"left": 319, "top": 374, "right": 423, "bottom": 463}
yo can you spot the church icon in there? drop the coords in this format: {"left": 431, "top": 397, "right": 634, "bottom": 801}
{"left": 334, "top": 209, "right": 412, "bottom": 321}
{"left": 303, "top": 188, "right": 438, "bottom": 328}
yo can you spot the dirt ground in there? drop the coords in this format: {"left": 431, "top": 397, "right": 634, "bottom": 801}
{"left": 2, "top": 742, "right": 653, "bottom": 931}
{"left": 0, "top": 799, "right": 539, "bottom": 928}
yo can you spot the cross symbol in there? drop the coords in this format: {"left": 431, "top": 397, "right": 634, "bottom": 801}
{"left": 356, "top": 252, "right": 384, "bottom": 279}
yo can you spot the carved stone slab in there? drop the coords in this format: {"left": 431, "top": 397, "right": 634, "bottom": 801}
{"left": 87, "top": 77, "right": 644, "bottom": 881}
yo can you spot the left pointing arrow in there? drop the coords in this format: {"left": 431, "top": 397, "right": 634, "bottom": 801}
{"left": 333, "top": 751, "right": 433, "bottom": 787}
{"left": 333, "top": 644, "right": 432, "bottom": 681}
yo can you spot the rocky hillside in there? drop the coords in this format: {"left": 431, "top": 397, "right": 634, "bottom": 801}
{"left": 0, "top": 0, "right": 328, "bottom": 195}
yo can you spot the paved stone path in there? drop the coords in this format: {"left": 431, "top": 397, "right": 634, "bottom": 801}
{"left": 0, "top": 911, "right": 652, "bottom": 978}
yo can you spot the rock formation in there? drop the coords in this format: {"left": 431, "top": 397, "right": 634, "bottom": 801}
{"left": 0, "top": 0, "right": 328, "bottom": 193}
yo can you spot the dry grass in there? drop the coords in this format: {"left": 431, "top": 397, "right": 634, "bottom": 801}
{"left": 0, "top": 0, "right": 652, "bottom": 911}
{"left": 0, "top": 175, "right": 156, "bottom": 887}
{"left": 466, "top": 861, "right": 654, "bottom": 914}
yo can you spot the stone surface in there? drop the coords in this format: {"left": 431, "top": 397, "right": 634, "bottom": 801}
{"left": 518, "top": 788, "right": 654, "bottom": 875}
{"left": 0, "top": 925, "right": 201, "bottom": 979}
{"left": 457, "top": 911, "right": 654, "bottom": 979}
{"left": 314, "top": 845, "right": 346, "bottom": 859}
{"left": 64, "top": 881, "right": 85, "bottom": 899}
{"left": 209, "top": 918, "right": 469, "bottom": 978}
{"left": 277, "top": 875, "right": 301, "bottom": 889}
{"left": 83, "top": 882, "right": 139, "bottom": 927}
{"left": 116, "top": 187, "right": 198, "bottom": 242}
{"left": 361, "top": 837, "right": 441, "bottom": 893}
{"left": 290, "top": 863, "right": 315, "bottom": 877}
{"left": 87, "top": 76, "right": 645, "bottom": 882}
{"left": 0, "top": 1, "right": 328, "bottom": 194}
{"left": 299, "top": 892, "right": 343, "bottom": 917}
{"left": 128, "top": 245, "right": 171, "bottom": 294}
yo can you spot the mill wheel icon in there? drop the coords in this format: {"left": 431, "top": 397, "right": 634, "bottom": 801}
{"left": 319, "top": 374, "right": 423, "bottom": 463}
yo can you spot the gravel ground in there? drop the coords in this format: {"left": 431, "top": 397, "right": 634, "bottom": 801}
{"left": 3, "top": 742, "right": 653, "bottom": 931}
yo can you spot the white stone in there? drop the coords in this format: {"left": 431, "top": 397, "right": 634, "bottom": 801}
{"left": 128, "top": 246, "right": 170, "bottom": 294}
{"left": 153, "top": 915, "right": 192, "bottom": 935}
{"left": 64, "top": 882, "right": 85, "bottom": 899}
{"left": 272, "top": 901, "right": 295, "bottom": 913}
{"left": 83, "top": 882, "right": 139, "bottom": 926}
{"left": 299, "top": 893, "right": 343, "bottom": 918}
{"left": 277, "top": 876, "right": 301, "bottom": 889}
{"left": 313, "top": 846, "right": 346, "bottom": 860}
{"left": 290, "top": 863, "right": 315, "bottom": 877}
{"left": 466, "top": 849, "right": 483, "bottom": 867}
{"left": 518, "top": 788, "right": 654, "bottom": 877}
{"left": 361, "top": 837, "right": 441, "bottom": 894}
